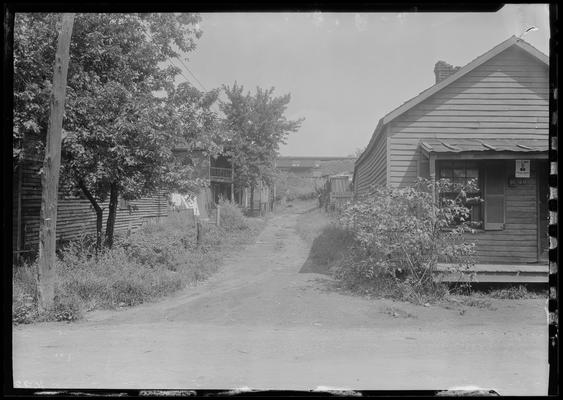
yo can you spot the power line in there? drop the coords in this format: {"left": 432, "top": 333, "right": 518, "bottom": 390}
{"left": 174, "top": 55, "right": 207, "bottom": 92}
{"left": 141, "top": 24, "right": 222, "bottom": 115}
{"left": 168, "top": 58, "right": 194, "bottom": 86}
{"left": 168, "top": 58, "right": 222, "bottom": 115}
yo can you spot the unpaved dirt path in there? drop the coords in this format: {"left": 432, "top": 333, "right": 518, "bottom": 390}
{"left": 13, "top": 204, "right": 549, "bottom": 394}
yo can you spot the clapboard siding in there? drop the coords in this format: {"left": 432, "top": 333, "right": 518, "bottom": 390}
{"left": 354, "top": 131, "right": 386, "bottom": 196}
{"left": 14, "top": 160, "right": 169, "bottom": 251}
{"left": 461, "top": 161, "right": 539, "bottom": 263}
{"left": 387, "top": 46, "right": 547, "bottom": 187}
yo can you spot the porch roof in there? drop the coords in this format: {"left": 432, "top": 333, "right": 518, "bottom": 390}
{"left": 419, "top": 138, "right": 548, "bottom": 154}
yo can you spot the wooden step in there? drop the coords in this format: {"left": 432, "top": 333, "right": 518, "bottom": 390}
{"left": 434, "top": 263, "right": 549, "bottom": 283}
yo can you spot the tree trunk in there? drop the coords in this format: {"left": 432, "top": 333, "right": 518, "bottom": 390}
{"left": 104, "top": 182, "right": 119, "bottom": 248}
{"left": 78, "top": 179, "right": 103, "bottom": 251}
{"left": 36, "top": 13, "right": 74, "bottom": 313}
{"left": 249, "top": 184, "right": 255, "bottom": 212}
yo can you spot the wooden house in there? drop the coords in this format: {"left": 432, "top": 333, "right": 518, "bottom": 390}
{"left": 12, "top": 158, "right": 169, "bottom": 261}
{"left": 353, "top": 36, "right": 549, "bottom": 279}
{"left": 173, "top": 148, "right": 273, "bottom": 216}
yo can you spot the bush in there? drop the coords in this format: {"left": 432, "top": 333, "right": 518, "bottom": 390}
{"left": 334, "top": 178, "right": 477, "bottom": 303}
{"left": 218, "top": 199, "right": 249, "bottom": 231}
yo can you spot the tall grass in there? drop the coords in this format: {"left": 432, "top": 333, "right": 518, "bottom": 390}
{"left": 295, "top": 208, "right": 332, "bottom": 244}
{"left": 13, "top": 211, "right": 264, "bottom": 324}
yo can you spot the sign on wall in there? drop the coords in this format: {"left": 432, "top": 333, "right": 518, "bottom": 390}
{"left": 515, "top": 160, "right": 530, "bottom": 178}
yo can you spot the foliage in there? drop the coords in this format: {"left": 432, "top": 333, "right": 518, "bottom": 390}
{"left": 295, "top": 206, "right": 333, "bottom": 244}
{"left": 14, "top": 13, "right": 222, "bottom": 247}
{"left": 274, "top": 170, "right": 320, "bottom": 201}
{"left": 12, "top": 213, "right": 264, "bottom": 324}
{"left": 351, "top": 147, "right": 365, "bottom": 158}
{"left": 334, "top": 178, "right": 477, "bottom": 303}
{"left": 220, "top": 83, "right": 303, "bottom": 191}
{"left": 477, "top": 285, "right": 547, "bottom": 300}
{"left": 12, "top": 263, "right": 39, "bottom": 324}
{"left": 218, "top": 198, "right": 249, "bottom": 231}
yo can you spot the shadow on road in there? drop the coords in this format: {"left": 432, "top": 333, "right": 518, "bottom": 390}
{"left": 298, "top": 224, "right": 355, "bottom": 275}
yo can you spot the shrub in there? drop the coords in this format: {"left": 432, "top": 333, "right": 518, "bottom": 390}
{"left": 218, "top": 199, "right": 249, "bottom": 231}
{"left": 12, "top": 263, "right": 39, "bottom": 324}
{"left": 335, "top": 178, "right": 477, "bottom": 303}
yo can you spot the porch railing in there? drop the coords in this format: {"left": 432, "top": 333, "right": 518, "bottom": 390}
{"left": 210, "top": 167, "right": 232, "bottom": 180}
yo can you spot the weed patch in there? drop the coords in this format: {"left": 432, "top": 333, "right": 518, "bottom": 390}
{"left": 446, "top": 296, "right": 496, "bottom": 310}
{"left": 295, "top": 207, "right": 333, "bottom": 244}
{"left": 12, "top": 212, "right": 264, "bottom": 324}
{"left": 471, "top": 285, "right": 547, "bottom": 300}
{"left": 218, "top": 199, "right": 249, "bottom": 231}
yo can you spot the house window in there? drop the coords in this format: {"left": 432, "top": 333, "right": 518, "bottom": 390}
{"left": 437, "top": 160, "right": 482, "bottom": 226}
{"left": 119, "top": 197, "right": 130, "bottom": 210}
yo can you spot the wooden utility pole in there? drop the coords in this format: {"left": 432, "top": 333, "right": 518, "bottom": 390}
{"left": 37, "top": 13, "right": 74, "bottom": 313}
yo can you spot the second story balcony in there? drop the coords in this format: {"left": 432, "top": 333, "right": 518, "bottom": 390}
{"left": 210, "top": 166, "right": 233, "bottom": 182}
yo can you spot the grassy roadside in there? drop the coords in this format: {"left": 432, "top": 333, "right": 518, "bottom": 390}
{"left": 294, "top": 205, "right": 332, "bottom": 244}
{"left": 13, "top": 205, "right": 265, "bottom": 324}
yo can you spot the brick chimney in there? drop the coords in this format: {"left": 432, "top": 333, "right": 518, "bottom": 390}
{"left": 434, "top": 60, "right": 461, "bottom": 84}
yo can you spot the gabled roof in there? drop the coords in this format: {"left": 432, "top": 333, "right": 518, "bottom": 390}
{"left": 356, "top": 36, "right": 549, "bottom": 167}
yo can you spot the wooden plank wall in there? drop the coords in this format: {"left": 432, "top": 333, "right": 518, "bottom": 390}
{"left": 462, "top": 160, "right": 538, "bottom": 264}
{"left": 354, "top": 131, "right": 387, "bottom": 196}
{"left": 386, "top": 46, "right": 548, "bottom": 187}
{"left": 330, "top": 176, "right": 350, "bottom": 193}
{"left": 15, "top": 160, "right": 169, "bottom": 251}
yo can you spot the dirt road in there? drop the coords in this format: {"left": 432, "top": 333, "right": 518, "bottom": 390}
{"left": 13, "top": 203, "right": 549, "bottom": 394}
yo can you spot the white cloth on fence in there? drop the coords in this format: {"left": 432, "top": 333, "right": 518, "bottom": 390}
{"left": 170, "top": 193, "right": 200, "bottom": 216}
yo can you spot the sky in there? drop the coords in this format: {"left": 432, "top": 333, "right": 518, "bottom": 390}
{"left": 173, "top": 4, "right": 550, "bottom": 157}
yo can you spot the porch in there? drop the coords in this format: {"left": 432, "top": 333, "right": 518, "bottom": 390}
{"left": 418, "top": 138, "right": 549, "bottom": 268}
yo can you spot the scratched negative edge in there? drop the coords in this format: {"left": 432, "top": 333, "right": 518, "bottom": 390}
{"left": 547, "top": 18, "right": 559, "bottom": 396}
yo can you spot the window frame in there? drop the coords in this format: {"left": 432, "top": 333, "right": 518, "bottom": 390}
{"left": 436, "top": 160, "right": 484, "bottom": 228}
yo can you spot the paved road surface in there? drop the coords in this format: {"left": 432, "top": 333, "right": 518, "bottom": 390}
{"left": 13, "top": 204, "right": 549, "bottom": 394}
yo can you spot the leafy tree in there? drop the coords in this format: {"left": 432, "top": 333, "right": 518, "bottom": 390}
{"left": 348, "top": 146, "right": 365, "bottom": 158}
{"left": 14, "top": 13, "right": 220, "bottom": 249}
{"left": 220, "top": 83, "right": 303, "bottom": 208}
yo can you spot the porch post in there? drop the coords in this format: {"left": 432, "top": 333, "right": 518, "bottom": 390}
{"left": 230, "top": 164, "right": 234, "bottom": 202}
{"left": 429, "top": 154, "right": 437, "bottom": 206}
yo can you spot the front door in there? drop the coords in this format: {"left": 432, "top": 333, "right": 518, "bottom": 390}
{"left": 538, "top": 160, "right": 549, "bottom": 262}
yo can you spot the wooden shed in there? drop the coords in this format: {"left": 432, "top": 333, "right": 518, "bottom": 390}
{"left": 354, "top": 36, "right": 549, "bottom": 279}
